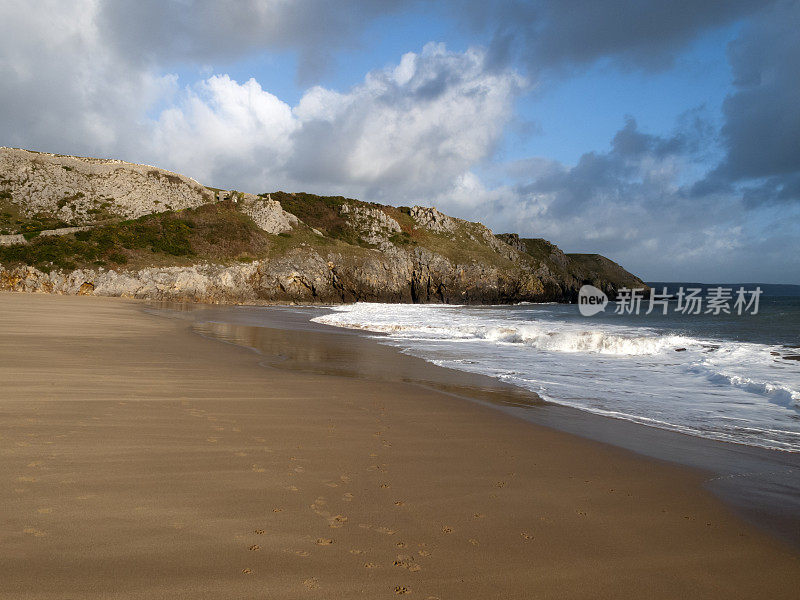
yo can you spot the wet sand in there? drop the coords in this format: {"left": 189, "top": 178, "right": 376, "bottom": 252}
{"left": 1, "top": 292, "right": 798, "bottom": 599}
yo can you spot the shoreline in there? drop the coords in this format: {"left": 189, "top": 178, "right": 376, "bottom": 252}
{"left": 153, "top": 301, "right": 800, "bottom": 550}
{"left": 1, "top": 292, "right": 799, "bottom": 598}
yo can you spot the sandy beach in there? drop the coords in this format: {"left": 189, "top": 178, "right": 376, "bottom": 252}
{"left": 1, "top": 292, "right": 798, "bottom": 599}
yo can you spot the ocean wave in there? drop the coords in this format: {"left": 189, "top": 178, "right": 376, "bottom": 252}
{"left": 312, "top": 303, "right": 800, "bottom": 449}
{"left": 314, "top": 307, "right": 695, "bottom": 356}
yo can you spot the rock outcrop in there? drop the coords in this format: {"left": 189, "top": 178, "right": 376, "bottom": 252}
{"left": 238, "top": 193, "right": 299, "bottom": 234}
{"left": 340, "top": 204, "right": 401, "bottom": 250}
{"left": 409, "top": 206, "right": 455, "bottom": 233}
{"left": 0, "top": 147, "right": 213, "bottom": 223}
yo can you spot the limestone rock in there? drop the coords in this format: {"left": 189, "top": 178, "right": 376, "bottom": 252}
{"left": 0, "top": 147, "right": 213, "bottom": 224}
{"left": 238, "top": 193, "right": 299, "bottom": 234}
{"left": 409, "top": 206, "right": 455, "bottom": 233}
{"left": 340, "top": 203, "right": 401, "bottom": 249}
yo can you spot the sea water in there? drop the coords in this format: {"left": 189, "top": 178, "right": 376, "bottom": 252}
{"left": 312, "top": 285, "right": 800, "bottom": 452}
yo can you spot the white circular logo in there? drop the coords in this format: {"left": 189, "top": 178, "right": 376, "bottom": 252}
{"left": 578, "top": 285, "right": 608, "bottom": 316}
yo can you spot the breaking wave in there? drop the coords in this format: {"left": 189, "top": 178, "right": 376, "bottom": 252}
{"left": 313, "top": 303, "right": 800, "bottom": 451}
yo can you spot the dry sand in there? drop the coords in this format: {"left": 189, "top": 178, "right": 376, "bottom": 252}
{"left": 0, "top": 292, "right": 798, "bottom": 599}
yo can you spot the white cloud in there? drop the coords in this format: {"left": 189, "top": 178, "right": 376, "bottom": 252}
{"left": 150, "top": 76, "right": 296, "bottom": 184}
{"left": 144, "top": 43, "right": 523, "bottom": 196}
{"left": 0, "top": 1, "right": 172, "bottom": 157}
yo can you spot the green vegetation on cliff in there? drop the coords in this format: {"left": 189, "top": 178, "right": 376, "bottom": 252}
{"left": 0, "top": 201, "right": 272, "bottom": 271}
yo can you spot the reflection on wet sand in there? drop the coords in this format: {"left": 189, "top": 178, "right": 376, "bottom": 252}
{"left": 192, "top": 318, "right": 545, "bottom": 411}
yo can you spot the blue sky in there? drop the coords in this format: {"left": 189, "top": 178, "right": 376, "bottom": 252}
{"left": 1, "top": 1, "right": 798, "bottom": 283}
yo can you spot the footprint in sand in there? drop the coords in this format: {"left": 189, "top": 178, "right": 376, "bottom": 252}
{"left": 521, "top": 532, "right": 533, "bottom": 540}
{"left": 252, "top": 465, "right": 266, "bottom": 473}
{"left": 273, "top": 507, "right": 284, "bottom": 513}
{"left": 284, "top": 549, "right": 311, "bottom": 557}
{"left": 328, "top": 515, "right": 348, "bottom": 528}
{"left": 394, "top": 586, "right": 411, "bottom": 595}
{"left": 441, "top": 526, "right": 453, "bottom": 534}
{"left": 325, "top": 482, "right": 339, "bottom": 488}
{"left": 241, "top": 568, "right": 252, "bottom": 575}
{"left": 394, "top": 500, "right": 405, "bottom": 507}
{"left": 380, "top": 483, "right": 390, "bottom": 489}
{"left": 473, "top": 513, "right": 485, "bottom": 519}
{"left": 23, "top": 527, "right": 46, "bottom": 537}
{"left": 254, "top": 529, "right": 265, "bottom": 535}
{"left": 364, "top": 562, "right": 379, "bottom": 569}
{"left": 494, "top": 481, "right": 506, "bottom": 488}
{"left": 249, "top": 545, "right": 261, "bottom": 551}
{"left": 316, "top": 538, "right": 334, "bottom": 545}
{"left": 340, "top": 474, "right": 351, "bottom": 483}
{"left": 342, "top": 493, "right": 354, "bottom": 502}
{"left": 396, "top": 541, "right": 407, "bottom": 549}
{"left": 468, "top": 538, "right": 480, "bottom": 546}
{"left": 349, "top": 549, "right": 366, "bottom": 555}
{"left": 302, "top": 577, "right": 320, "bottom": 590}
{"left": 418, "top": 550, "right": 431, "bottom": 557}
{"left": 393, "top": 554, "right": 422, "bottom": 573}
{"left": 358, "top": 524, "right": 395, "bottom": 535}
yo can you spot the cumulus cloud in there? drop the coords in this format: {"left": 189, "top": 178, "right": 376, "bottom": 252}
{"left": 287, "top": 44, "right": 523, "bottom": 199}
{"left": 148, "top": 43, "right": 523, "bottom": 197}
{"left": 0, "top": 0, "right": 173, "bottom": 157}
{"left": 150, "top": 75, "right": 296, "bottom": 187}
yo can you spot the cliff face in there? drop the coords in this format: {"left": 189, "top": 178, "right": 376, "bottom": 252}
{"left": 0, "top": 148, "right": 645, "bottom": 304}
{"left": 495, "top": 234, "right": 647, "bottom": 301}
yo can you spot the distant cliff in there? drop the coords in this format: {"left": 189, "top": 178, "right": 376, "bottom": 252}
{"left": 0, "top": 147, "right": 646, "bottom": 304}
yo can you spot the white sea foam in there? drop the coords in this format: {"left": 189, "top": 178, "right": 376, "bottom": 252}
{"left": 313, "top": 303, "right": 800, "bottom": 451}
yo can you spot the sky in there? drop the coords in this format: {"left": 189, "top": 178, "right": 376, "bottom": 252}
{"left": 1, "top": 1, "right": 798, "bottom": 283}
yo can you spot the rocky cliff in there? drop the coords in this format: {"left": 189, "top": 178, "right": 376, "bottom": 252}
{"left": 0, "top": 147, "right": 646, "bottom": 304}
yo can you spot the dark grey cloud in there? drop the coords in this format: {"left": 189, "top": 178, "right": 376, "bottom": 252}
{"left": 458, "top": 0, "right": 770, "bottom": 75}
{"left": 439, "top": 117, "right": 799, "bottom": 283}
{"left": 96, "top": 0, "right": 410, "bottom": 83}
{"left": 703, "top": 1, "right": 800, "bottom": 204}
{"left": 518, "top": 116, "right": 710, "bottom": 216}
